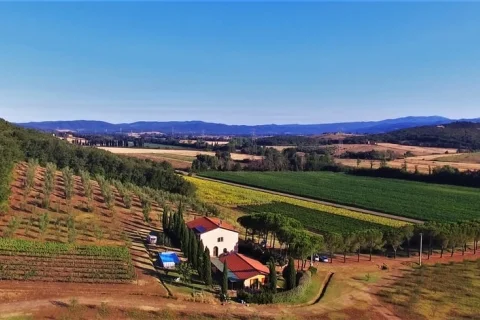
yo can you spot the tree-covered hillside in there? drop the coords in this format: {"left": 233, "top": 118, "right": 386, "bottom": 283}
{"left": 345, "top": 122, "right": 480, "bottom": 150}
{"left": 0, "top": 119, "right": 194, "bottom": 211}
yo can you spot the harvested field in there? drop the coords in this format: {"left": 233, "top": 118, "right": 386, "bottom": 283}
{"left": 378, "top": 259, "right": 480, "bottom": 320}
{"left": 434, "top": 152, "right": 480, "bottom": 164}
{"left": 333, "top": 143, "right": 457, "bottom": 157}
{"left": 336, "top": 153, "right": 480, "bottom": 173}
{"left": 100, "top": 147, "right": 263, "bottom": 161}
{"left": 122, "top": 153, "right": 194, "bottom": 170}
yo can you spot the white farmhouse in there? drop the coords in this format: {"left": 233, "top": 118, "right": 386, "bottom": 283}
{"left": 186, "top": 217, "right": 238, "bottom": 257}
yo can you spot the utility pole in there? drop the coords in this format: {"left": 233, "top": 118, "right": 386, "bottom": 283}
{"left": 419, "top": 232, "right": 423, "bottom": 266}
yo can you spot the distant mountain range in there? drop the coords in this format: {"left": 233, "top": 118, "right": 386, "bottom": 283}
{"left": 15, "top": 116, "right": 480, "bottom": 135}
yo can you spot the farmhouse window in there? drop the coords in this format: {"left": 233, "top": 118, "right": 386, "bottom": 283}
{"left": 217, "top": 237, "right": 224, "bottom": 242}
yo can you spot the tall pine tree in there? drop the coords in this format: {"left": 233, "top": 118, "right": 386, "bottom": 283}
{"left": 203, "top": 247, "right": 212, "bottom": 286}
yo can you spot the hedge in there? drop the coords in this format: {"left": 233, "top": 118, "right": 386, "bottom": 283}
{"left": 273, "top": 270, "right": 312, "bottom": 303}
{"left": 237, "top": 290, "right": 274, "bottom": 304}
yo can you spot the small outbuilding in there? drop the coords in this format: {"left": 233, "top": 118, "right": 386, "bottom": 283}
{"left": 146, "top": 234, "right": 158, "bottom": 245}
{"left": 211, "top": 253, "right": 269, "bottom": 290}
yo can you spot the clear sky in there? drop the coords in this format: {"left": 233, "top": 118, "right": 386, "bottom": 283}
{"left": 1, "top": 2, "right": 479, "bottom": 125}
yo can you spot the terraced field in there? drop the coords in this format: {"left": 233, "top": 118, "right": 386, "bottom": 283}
{"left": 184, "top": 176, "right": 408, "bottom": 228}
{"left": 200, "top": 171, "right": 480, "bottom": 222}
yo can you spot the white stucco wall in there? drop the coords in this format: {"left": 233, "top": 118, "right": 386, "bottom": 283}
{"left": 243, "top": 274, "right": 266, "bottom": 288}
{"left": 200, "top": 228, "right": 238, "bottom": 257}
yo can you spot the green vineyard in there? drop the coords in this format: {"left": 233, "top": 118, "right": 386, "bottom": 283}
{"left": 0, "top": 239, "right": 135, "bottom": 283}
{"left": 241, "top": 201, "right": 393, "bottom": 234}
{"left": 201, "top": 171, "right": 480, "bottom": 222}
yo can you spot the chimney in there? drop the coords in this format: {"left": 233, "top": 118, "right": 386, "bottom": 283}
{"left": 219, "top": 220, "right": 222, "bottom": 226}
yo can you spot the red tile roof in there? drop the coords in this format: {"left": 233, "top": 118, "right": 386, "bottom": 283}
{"left": 219, "top": 253, "right": 269, "bottom": 280}
{"left": 186, "top": 217, "right": 237, "bottom": 234}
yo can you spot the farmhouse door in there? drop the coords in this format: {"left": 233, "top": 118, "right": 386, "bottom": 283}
{"left": 213, "top": 246, "right": 219, "bottom": 257}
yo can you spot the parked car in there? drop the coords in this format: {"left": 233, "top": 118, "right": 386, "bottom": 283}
{"left": 319, "top": 255, "right": 329, "bottom": 263}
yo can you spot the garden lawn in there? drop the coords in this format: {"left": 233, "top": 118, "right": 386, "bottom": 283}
{"left": 200, "top": 171, "right": 480, "bottom": 222}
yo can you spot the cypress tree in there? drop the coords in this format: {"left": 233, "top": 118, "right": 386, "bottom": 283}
{"left": 222, "top": 260, "right": 229, "bottom": 295}
{"left": 268, "top": 258, "right": 277, "bottom": 293}
{"left": 175, "top": 212, "right": 181, "bottom": 236}
{"left": 177, "top": 200, "right": 184, "bottom": 217}
{"left": 180, "top": 222, "right": 185, "bottom": 246}
{"left": 166, "top": 213, "right": 172, "bottom": 235}
{"left": 190, "top": 230, "right": 198, "bottom": 269}
{"left": 203, "top": 247, "right": 212, "bottom": 286}
{"left": 162, "top": 209, "right": 168, "bottom": 232}
{"left": 182, "top": 225, "right": 190, "bottom": 257}
{"left": 197, "top": 240, "right": 205, "bottom": 278}
{"left": 172, "top": 211, "right": 178, "bottom": 237}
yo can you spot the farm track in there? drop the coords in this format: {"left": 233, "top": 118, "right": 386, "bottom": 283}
{"left": 191, "top": 174, "right": 423, "bottom": 224}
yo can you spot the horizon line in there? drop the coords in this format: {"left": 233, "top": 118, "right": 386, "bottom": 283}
{"left": 10, "top": 114, "right": 477, "bottom": 127}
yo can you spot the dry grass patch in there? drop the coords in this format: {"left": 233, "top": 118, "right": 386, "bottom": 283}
{"left": 378, "top": 260, "right": 480, "bottom": 320}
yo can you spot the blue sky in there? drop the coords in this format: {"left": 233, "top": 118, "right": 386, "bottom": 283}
{"left": 1, "top": 2, "right": 479, "bottom": 125}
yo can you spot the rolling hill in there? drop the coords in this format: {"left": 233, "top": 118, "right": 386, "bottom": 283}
{"left": 16, "top": 116, "right": 480, "bottom": 135}
{"left": 344, "top": 121, "right": 480, "bottom": 150}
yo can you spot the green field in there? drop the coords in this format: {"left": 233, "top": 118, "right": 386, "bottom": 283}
{"left": 200, "top": 171, "right": 480, "bottom": 222}
{"left": 241, "top": 202, "right": 392, "bottom": 234}
{"left": 142, "top": 142, "right": 196, "bottom": 150}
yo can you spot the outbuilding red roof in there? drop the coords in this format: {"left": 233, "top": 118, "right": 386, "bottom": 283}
{"left": 186, "top": 217, "right": 237, "bottom": 234}
{"left": 219, "top": 253, "right": 269, "bottom": 280}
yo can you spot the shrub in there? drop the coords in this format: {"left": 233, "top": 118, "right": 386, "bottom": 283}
{"left": 308, "top": 266, "right": 317, "bottom": 275}
{"left": 273, "top": 271, "right": 312, "bottom": 303}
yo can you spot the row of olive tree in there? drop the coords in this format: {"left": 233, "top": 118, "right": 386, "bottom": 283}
{"left": 42, "top": 162, "right": 57, "bottom": 209}
{"left": 79, "top": 170, "right": 94, "bottom": 212}
{"left": 23, "top": 159, "right": 39, "bottom": 205}
{"left": 95, "top": 175, "right": 115, "bottom": 211}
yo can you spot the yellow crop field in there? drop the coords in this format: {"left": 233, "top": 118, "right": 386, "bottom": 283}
{"left": 185, "top": 176, "right": 408, "bottom": 228}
